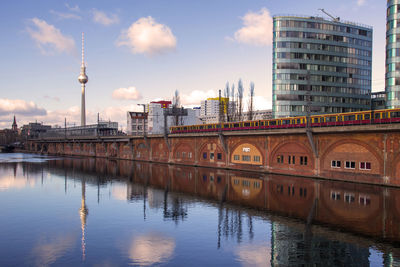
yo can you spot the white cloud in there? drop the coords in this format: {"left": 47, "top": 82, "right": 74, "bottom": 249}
{"left": 0, "top": 98, "right": 46, "bottom": 116}
{"left": 27, "top": 18, "right": 75, "bottom": 54}
{"left": 180, "top": 90, "right": 217, "bottom": 106}
{"left": 357, "top": 0, "right": 366, "bottom": 6}
{"left": 112, "top": 87, "right": 142, "bottom": 100}
{"left": 233, "top": 8, "right": 273, "bottom": 46}
{"left": 92, "top": 9, "right": 119, "bottom": 26}
{"left": 50, "top": 10, "right": 81, "bottom": 20}
{"left": 65, "top": 3, "right": 80, "bottom": 12}
{"left": 117, "top": 16, "right": 177, "bottom": 56}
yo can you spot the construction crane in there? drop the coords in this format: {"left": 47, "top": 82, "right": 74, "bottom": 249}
{"left": 318, "top": 8, "right": 340, "bottom": 22}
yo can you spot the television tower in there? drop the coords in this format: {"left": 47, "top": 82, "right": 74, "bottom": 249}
{"left": 78, "top": 32, "right": 88, "bottom": 126}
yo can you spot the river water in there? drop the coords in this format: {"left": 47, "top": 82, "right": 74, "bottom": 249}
{"left": 0, "top": 153, "right": 399, "bottom": 266}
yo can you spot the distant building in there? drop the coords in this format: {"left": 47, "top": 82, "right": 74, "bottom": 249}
{"left": 21, "top": 122, "right": 51, "bottom": 139}
{"left": 127, "top": 100, "right": 200, "bottom": 135}
{"left": 12, "top": 116, "right": 17, "bottom": 132}
{"left": 41, "top": 121, "right": 119, "bottom": 138}
{"left": 244, "top": 109, "right": 273, "bottom": 120}
{"left": 371, "top": 91, "right": 386, "bottom": 110}
{"left": 127, "top": 111, "right": 148, "bottom": 136}
{"left": 273, "top": 15, "right": 372, "bottom": 118}
{"left": 200, "top": 97, "right": 231, "bottom": 124}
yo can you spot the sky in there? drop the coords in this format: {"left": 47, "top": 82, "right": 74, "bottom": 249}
{"left": 0, "top": 0, "right": 386, "bottom": 130}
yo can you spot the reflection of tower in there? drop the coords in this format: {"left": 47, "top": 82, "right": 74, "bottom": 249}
{"left": 79, "top": 179, "right": 88, "bottom": 261}
{"left": 12, "top": 115, "right": 17, "bottom": 132}
{"left": 78, "top": 32, "right": 88, "bottom": 127}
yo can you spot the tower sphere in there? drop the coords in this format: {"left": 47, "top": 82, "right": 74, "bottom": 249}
{"left": 78, "top": 71, "right": 88, "bottom": 84}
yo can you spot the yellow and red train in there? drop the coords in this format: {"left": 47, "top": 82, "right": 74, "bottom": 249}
{"left": 170, "top": 108, "right": 400, "bottom": 134}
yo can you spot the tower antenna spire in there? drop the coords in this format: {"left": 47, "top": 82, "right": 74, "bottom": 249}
{"left": 78, "top": 32, "right": 88, "bottom": 127}
{"left": 81, "top": 32, "right": 85, "bottom": 67}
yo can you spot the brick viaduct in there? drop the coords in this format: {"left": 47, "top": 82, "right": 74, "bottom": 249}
{"left": 27, "top": 124, "right": 400, "bottom": 187}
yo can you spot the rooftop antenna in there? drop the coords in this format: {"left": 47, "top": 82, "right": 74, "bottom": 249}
{"left": 318, "top": 8, "right": 340, "bottom": 22}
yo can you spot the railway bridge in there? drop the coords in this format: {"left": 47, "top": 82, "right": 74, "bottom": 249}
{"left": 26, "top": 124, "right": 400, "bottom": 187}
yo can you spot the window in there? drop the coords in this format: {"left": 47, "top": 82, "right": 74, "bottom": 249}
{"left": 331, "top": 160, "right": 341, "bottom": 168}
{"left": 254, "top": 181, "right": 260, "bottom": 188}
{"left": 203, "top": 152, "right": 207, "bottom": 159}
{"left": 217, "top": 153, "right": 222, "bottom": 160}
{"left": 345, "top": 161, "right": 356, "bottom": 169}
{"left": 360, "top": 162, "right": 371, "bottom": 170}
{"left": 292, "top": 156, "right": 295, "bottom": 164}
{"left": 331, "top": 191, "right": 341, "bottom": 200}
{"left": 359, "top": 195, "right": 371, "bottom": 205}
{"left": 188, "top": 152, "right": 192, "bottom": 158}
{"left": 300, "top": 156, "right": 308, "bottom": 165}
{"left": 254, "top": 156, "right": 261, "bottom": 162}
{"left": 210, "top": 152, "right": 214, "bottom": 160}
{"left": 242, "top": 155, "right": 251, "bottom": 161}
{"left": 234, "top": 179, "right": 239, "bottom": 185}
{"left": 344, "top": 193, "right": 355, "bottom": 203}
{"left": 182, "top": 152, "right": 186, "bottom": 158}
{"left": 234, "top": 155, "right": 240, "bottom": 161}
{"left": 288, "top": 186, "right": 295, "bottom": 196}
{"left": 242, "top": 180, "right": 250, "bottom": 187}
{"left": 277, "top": 155, "right": 284, "bottom": 163}
{"left": 300, "top": 188, "right": 307, "bottom": 197}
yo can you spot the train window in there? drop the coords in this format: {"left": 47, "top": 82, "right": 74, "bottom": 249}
{"left": 260, "top": 122, "right": 264, "bottom": 126}
{"left": 296, "top": 119, "right": 300, "bottom": 124}
{"left": 382, "top": 113, "right": 387, "bottom": 119}
{"left": 223, "top": 124, "right": 229, "bottom": 128}
{"left": 183, "top": 127, "right": 187, "bottom": 130}
{"left": 216, "top": 124, "right": 221, "bottom": 128}
{"left": 234, "top": 123, "right": 239, "bottom": 127}
{"left": 270, "top": 121, "right": 276, "bottom": 126}
{"left": 283, "top": 120, "right": 290, "bottom": 125}
{"left": 200, "top": 126, "right": 204, "bottom": 129}
{"left": 365, "top": 114, "right": 370, "bottom": 119}
{"left": 255, "top": 122, "right": 259, "bottom": 126}
{"left": 344, "top": 115, "right": 355, "bottom": 121}
{"left": 375, "top": 113, "right": 380, "bottom": 119}
{"left": 391, "top": 112, "right": 400, "bottom": 118}
{"left": 327, "top": 117, "right": 337, "bottom": 122}
{"left": 207, "top": 125, "right": 212, "bottom": 129}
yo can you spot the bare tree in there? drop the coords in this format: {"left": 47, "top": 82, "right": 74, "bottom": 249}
{"left": 224, "top": 82, "right": 230, "bottom": 122}
{"left": 230, "top": 83, "right": 235, "bottom": 121}
{"left": 248, "top": 82, "right": 255, "bottom": 121}
{"left": 172, "top": 90, "right": 181, "bottom": 126}
{"left": 237, "top": 79, "right": 244, "bottom": 121}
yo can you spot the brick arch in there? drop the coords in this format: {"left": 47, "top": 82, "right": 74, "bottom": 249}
{"left": 151, "top": 141, "right": 169, "bottom": 161}
{"left": 390, "top": 153, "right": 400, "bottom": 180}
{"left": 171, "top": 141, "right": 195, "bottom": 162}
{"left": 320, "top": 139, "right": 383, "bottom": 174}
{"left": 230, "top": 141, "right": 264, "bottom": 165}
{"left": 269, "top": 141, "right": 314, "bottom": 168}
{"left": 198, "top": 140, "right": 225, "bottom": 163}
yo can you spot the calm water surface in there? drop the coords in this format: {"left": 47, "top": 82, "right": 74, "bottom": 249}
{"left": 0, "top": 153, "right": 399, "bottom": 266}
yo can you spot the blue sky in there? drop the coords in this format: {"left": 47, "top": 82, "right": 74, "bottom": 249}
{"left": 0, "top": 0, "right": 386, "bottom": 130}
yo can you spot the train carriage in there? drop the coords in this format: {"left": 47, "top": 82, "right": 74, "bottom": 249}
{"left": 169, "top": 108, "right": 400, "bottom": 134}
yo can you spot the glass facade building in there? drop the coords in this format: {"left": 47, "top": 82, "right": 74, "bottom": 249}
{"left": 386, "top": 0, "right": 400, "bottom": 108}
{"left": 273, "top": 16, "right": 372, "bottom": 118}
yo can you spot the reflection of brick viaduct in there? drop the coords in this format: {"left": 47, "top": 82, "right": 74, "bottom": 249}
{"left": 48, "top": 158, "right": 400, "bottom": 244}
{"left": 28, "top": 124, "right": 400, "bottom": 186}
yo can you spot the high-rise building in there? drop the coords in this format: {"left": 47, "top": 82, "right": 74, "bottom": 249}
{"left": 386, "top": 1, "right": 400, "bottom": 108}
{"left": 273, "top": 16, "right": 372, "bottom": 118}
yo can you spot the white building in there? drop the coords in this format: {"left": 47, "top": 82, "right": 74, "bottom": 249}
{"left": 127, "top": 111, "right": 147, "bottom": 135}
{"left": 127, "top": 100, "right": 201, "bottom": 135}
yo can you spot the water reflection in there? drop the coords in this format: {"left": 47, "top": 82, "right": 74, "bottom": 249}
{"left": 1, "top": 155, "right": 400, "bottom": 266}
{"left": 128, "top": 232, "right": 175, "bottom": 266}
